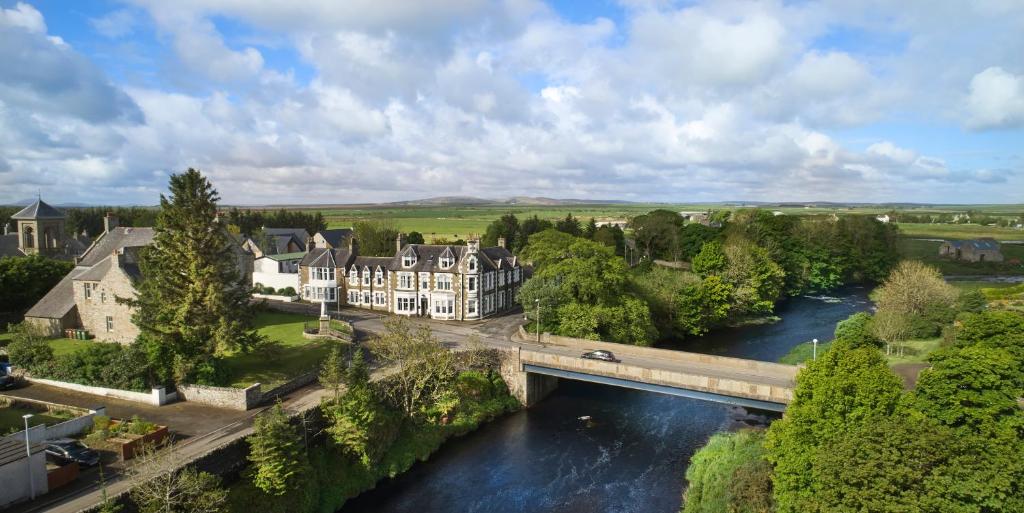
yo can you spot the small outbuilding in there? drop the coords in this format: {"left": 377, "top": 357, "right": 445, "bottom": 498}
{"left": 0, "top": 436, "right": 48, "bottom": 508}
{"left": 938, "top": 238, "right": 1004, "bottom": 263}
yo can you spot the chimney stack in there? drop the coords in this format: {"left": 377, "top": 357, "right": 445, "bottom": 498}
{"left": 103, "top": 213, "right": 119, "bottom": 233}
{"left": 348, "top": 236, "right": 358, "bottom": 254}
{"left": 467, "top": 239, "right": 480, "bottom": 254}
{"left": 497, "top": 237, "right": 506, "bottom": 249}
{"left": 396, "top": 233, "right": 407, "bottom": 253}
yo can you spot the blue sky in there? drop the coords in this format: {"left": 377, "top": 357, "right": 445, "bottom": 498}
{"left": 1, "top": 0, "right": 1022, "bottom": 205}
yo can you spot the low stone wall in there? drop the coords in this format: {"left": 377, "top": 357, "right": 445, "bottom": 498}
{"left": 25, "top": 376, "right": 167, "bottom": 406}
{"left": 516, "top": 326, "right": 798, "bottom": 380}
{"left": 1, "top": 405, "right": 107, "bottom": 444}
{"left": 252, "top": 293, "right": 299, "bottom": 302}
{"left": 260, "top": 370, "right": 319, "bottom": 404}
{"left": 177, "top": 383, "right": 262, "bottom": 411}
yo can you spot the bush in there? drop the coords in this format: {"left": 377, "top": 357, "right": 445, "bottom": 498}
{"left": 7, "top": 324, "right": 55, "bottom": 373}
{"left": 261, "top": 286, "right": 277, "bottom": 295}
{"left": 47, "top": 343, "right": 151, "bottom": 391}
{"left": 833, "top": 312, "right": 882, "bottom": 349}
{"left": 279, "top": 287, "right": 296, "bottom": 297}
{"left": 683, "top": 429, "right": 773, "bottom": 513}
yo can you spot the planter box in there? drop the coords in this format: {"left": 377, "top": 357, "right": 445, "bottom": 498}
{"left": 107, "top": 424, "right": 170, "bottom": 461}
{"left": 47, "top": 461, "right": 79, "bottom": 490}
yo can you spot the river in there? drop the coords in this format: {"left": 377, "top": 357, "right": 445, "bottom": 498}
{"left": 339, "top": 287, "right": 873, "bottom": 513}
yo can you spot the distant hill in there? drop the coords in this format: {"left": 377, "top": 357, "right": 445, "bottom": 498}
{"left": 387, "top": 196, "right": 637, "bottom": 206}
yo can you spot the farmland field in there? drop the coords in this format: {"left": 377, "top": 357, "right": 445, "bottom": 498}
{"left": 896, "top": 223, "right": 1024, "bottom": 241}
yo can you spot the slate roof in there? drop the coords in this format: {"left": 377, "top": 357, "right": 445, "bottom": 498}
{"left": 945, "top": 239, "right": 1001, "bottom": 250}
{"left": 78, "top": 227, "right": 155, "bottom": 267}
{"left": 392, "top": 244, "right": 467, "bottom": 273}
{"left": 300, "top": 247, "right": 353, "bottom": 268}
{"left": 25, "top": 266, "right": 88, "bottom": 319}
{"left": 74, "top": 256, "right": 113, "bottom": 282}
{"left": 482, "top": 247, "right": 517, "bottom": 268}
{"left": 352, "top": 256, "right": 392, "bottom": 270}
{"left": 0, "top": 233, "right": 22, "bottom": 257}
{"left": 317, "top": 228, "right": 353, "bottom": 248}
{"left": 0, "top": 436, "right": 44, "bottom": 467}
{"left": 11, "top": 199, "right": 64, "bottom": 220}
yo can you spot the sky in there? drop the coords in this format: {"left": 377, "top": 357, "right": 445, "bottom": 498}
{"left": 0, "top": 0, "right": 1022, "bottom": 206}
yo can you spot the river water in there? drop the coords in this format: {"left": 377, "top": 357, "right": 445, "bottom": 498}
{"left": 340, "top": 287, "right": 873, "bottom": 513}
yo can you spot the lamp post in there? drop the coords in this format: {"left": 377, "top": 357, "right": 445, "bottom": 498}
{"left": 535, "top": 299, "right": 541, "bottom": 345}
{"left": 22, "top": 414, "right": 34, "bottom": 500}
{"left": 812, "top": 338, "right": 819, "bottom": 361}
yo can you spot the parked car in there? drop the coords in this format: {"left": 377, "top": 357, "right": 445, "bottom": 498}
{"left": 581, "top": 350, "right": 620, "bottom": 363}
{"left": 0, "top": 367, "right": 18, "bottom": 390}
{"left": 45, "top": 439, "right": 100, "bottom": 467}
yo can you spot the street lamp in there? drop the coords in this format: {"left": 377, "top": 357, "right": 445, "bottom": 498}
{"left": 535, "top": 299, "right": 541, "bottom": 345}
{"left": 812, "top": 338, "right": 819, "bottom": 361}
{"left": 22, "top": 414, "right": 34, "bottom": 500}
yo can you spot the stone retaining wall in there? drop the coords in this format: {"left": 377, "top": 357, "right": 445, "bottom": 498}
{"left": 177, "top": 383, "right": 262, "bottom": 411}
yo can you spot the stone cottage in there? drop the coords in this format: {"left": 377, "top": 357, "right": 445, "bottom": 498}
{"left": 938, "top": 238, "right": 1004, "bottom": 263}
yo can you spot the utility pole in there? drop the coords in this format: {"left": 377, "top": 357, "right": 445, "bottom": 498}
{"left": 812, "top": 338, "right": 819, "bottom": 361}
{"left": 23, "top": 414, "right": 34, "bottom": 500}
{"left": 535, "top": 299, "right": 541, "bottom": 345}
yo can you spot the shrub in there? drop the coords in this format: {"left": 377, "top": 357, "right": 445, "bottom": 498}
{"left": 7, "top": 323, "right": 55, "bottom": 373}
{"left": 126, "top": 415, "right": 158, "bottom": 435}
{"left": 279, "top": 287, "right": 296, "bottom": 297}
{"left": 683, "top": 429, "right": 773, "bottom": 513}
{"left": 261, "top": 286, "right": 277, "bottom": 295}
{"left": 833, "top": 312, "right": 882, "bottom": 349}
{"left": 47, "top": 343, "right": 151, "bottom": 391}
{"left": 252, "top": 283, "right": 264, "bottom": 294}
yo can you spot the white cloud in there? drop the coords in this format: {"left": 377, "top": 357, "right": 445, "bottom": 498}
{"left": 0, "top": 2, "right": 45, "bottom": 33}
{"left": 90, "top": 9, "right": 137, "bottom": 38}
{"left": 965, "top": 67, "right": 1024, "bottom": 130}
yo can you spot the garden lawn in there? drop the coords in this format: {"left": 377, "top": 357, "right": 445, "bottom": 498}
{"left": 47, "top": 338, "right": 101, "bottom": 356}
{"left": 222, "top": 311, "right": 346, "bottom": 389}
{"left": 0, "top": 405, "right": 75, "bottom": 435}
{"left": 0, "top": 329, "right": 12, "bottom": 346}
{"left": 885, "top": 337, "right": 942, "bottom": 365}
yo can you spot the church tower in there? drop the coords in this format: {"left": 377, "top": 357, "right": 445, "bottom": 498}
{"left": 11, "top": 197, "right": 66, "bottom": 256}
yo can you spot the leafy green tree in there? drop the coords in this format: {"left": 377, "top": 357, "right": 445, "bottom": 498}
{"left": 555, "top": 302, "right": 601, "bottom": 340}
{"left": 833, "top": 312, "right": 882, "bottom": 349}
{"left": 765, "top": 342, "right": 904, "bottom": 513}
{"left": 628, "top": 266, "right": 700, "bottom": 335}
{"left": 515, "top": 276, "right": 570, "bottom": 333}
{"left": 353, "top": 219, "right": 400, "bottom": 256}
{"left": 537, "top": 236, "right": 627, "bottom": 305}
{"left": 406, "top": 231, "right": 425, "bottom": 244}
{"left": 678, "top": 223, "right": 720, "bottom": 261}
{"left": 630, "top": 209, "right": 682, "bottom": 260}
{"left": 601, "top": 297, "right": 656, "bottom": 346}
{"left": 675, "top": 276, "right": 733, "bottom": 337}
{"left": 368, "top": 318, "right": 457, "bottom": 418}
{"left": 519, "top": 229, "right": 576, "bottom": 269}
{"left": 325, "top": 377, "right": 398, "bottom": 468}
{"left": 691, "top": 241, "right": 727, "bottom": 275}
{"left": 248, "top": 403, "right": 307, "bottom": 496}
{"left": 6, "top": 322, "right": 54, "bottom": 372}
{"left": 957, "top": 290, "right": 987, "bottom": 313}
{"left": 128, "top": 169, "right": 258, "bottom": 384}
{"left": 592, "top": 225, "right": 624, "bottom": 254}
{"left": 872, "top": 260, "right": 958, "bottom": 341}
{"left": 813, "top": 413, "right": 965, "bottom": 513}
{"left": 722, "top": 240, "right": 785, "bottom": 315}
{"left": 346, "top": 346, "right": 370, "bottom": 389}
{"left": 0, "top": 255, "right": 73, "bottom": 312}
{"left": 482, "top": 213, "right": 520, "bottom": 249}
{"left": 683, "top": 429, "right": 773, "bottom": 513}
{"left": 911, "top": 345, "right": 1023, "bottom": 434}
{"left": 517, "top": 215, "right": 553, "bottom": 251}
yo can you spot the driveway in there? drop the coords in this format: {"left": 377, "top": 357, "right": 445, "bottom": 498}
{"left": 2, "top": 381, "right": 252, "bottom": 440}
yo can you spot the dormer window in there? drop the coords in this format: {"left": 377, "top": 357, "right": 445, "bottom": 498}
{"left": 375, "top": 269, "right": 383, "bottom": 285}
{"left": 468, "top": 257, "right": 477, "bottom": 272}
{"left": 402, "top": 252, "right": 416, "bottom": 267}
{"left": 362, "top": 267, "right": 371, "bottom": 286}
{"left": 349, "top": 266, "right": 359, "bottom": 285}
{"left": 439, "top": 248, "right": 455, "bottom": 268}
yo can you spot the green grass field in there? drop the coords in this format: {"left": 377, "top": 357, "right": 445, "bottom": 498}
{"left": 947, "top": 280, "right": 1023, "bottom": 293}
{"left": 896, "top": 223, "right": 1024, "bottom": 241}
{"left": 47, "top": 338, "right": 99, "bottom": 356}
{"left": 223, "top": 311, "right": 346, "bottom": 389}
{"left": 320, "top": 204, "right": 674, "bottom": 241}
{"left": 0, "top": 404, "right": 76, "bottom": 435}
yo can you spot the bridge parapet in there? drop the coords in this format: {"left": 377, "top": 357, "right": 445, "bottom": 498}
{"left": 515, "top": 326, "right": 799, "bottom": 380}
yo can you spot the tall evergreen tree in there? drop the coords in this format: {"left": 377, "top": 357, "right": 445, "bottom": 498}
{"left": 129, "top": 168, "right": 258, "bottom": 384}
{"left": 248, "top": 403, "right": 308, "bottom": 496}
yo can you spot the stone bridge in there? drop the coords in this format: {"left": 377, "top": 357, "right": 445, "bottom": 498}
{"left": 501, "top": 330, "right": 799, "bottom": 412}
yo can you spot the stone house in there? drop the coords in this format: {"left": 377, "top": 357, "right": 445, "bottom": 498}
{"left": 240, "top": 227, "right": 309, "bottom": 258}
{"left": 24, "top": 214, "right": 253, "bottom": 343}
{"left": 312, "top": 228, "right": 353, "bottom": 249}
{"left": 938, "top": 238, "right": 1004, "bottom": 263}
{"left": 299, "top": 235, "right": 523, "bottom": 321}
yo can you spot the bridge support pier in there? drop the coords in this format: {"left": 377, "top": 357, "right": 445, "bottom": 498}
{"left": 500, "top": 348, "right": 559, "bottom": 407}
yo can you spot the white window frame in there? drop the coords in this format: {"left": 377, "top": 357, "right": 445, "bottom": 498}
{"left": 374, "top": 291, "right": 386, "bottom": 305}
{"left": 312, "top": 267, "right": 335, "bottom": 281}
{"left": 419, "top": 273, "right": 430, "bottom": 290}
{"left": 468, "top": 276, "right": 476, "bottom": 292}
{"left": 348, "top": 290, "right": 359, "bottom": 304}
{"left": 436, "top": 274, "right": 452, "bottom": 291}
{"left": 84, "top": 282, "right": 92, "bottom": 299}
{"left": 468, "top": 300, "right": 477, "bottom": 314}
{"left": 362, "top": 267, "right": 371, "bottom": 286}
{"left": 468, "top": 257, "right": 477, "bottom": 271}
{"left": 375, "top": 269, "right": 383, "bottom": 286}
{"left": 105, "top": 316, "right": 113, "bottom": 332}
{"left": 402, "top": 253, "right": 415, "bottom": 267}
{"left": 398, "top": 273, "right": 413, "bottom": 289}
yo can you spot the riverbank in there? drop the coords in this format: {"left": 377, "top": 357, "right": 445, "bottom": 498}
{"left": 226, "top": 371, "right": 520, "bottom": 513}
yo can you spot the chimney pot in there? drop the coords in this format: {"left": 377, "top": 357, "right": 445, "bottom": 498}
{"left": 396, "top": 233, "right": 407, "bottom": 253}
{"left": 497, "top": 237, "right": 506, "bottom": 249}
{"left": 103, "top": 213, "right": 119, "bottom": 233}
